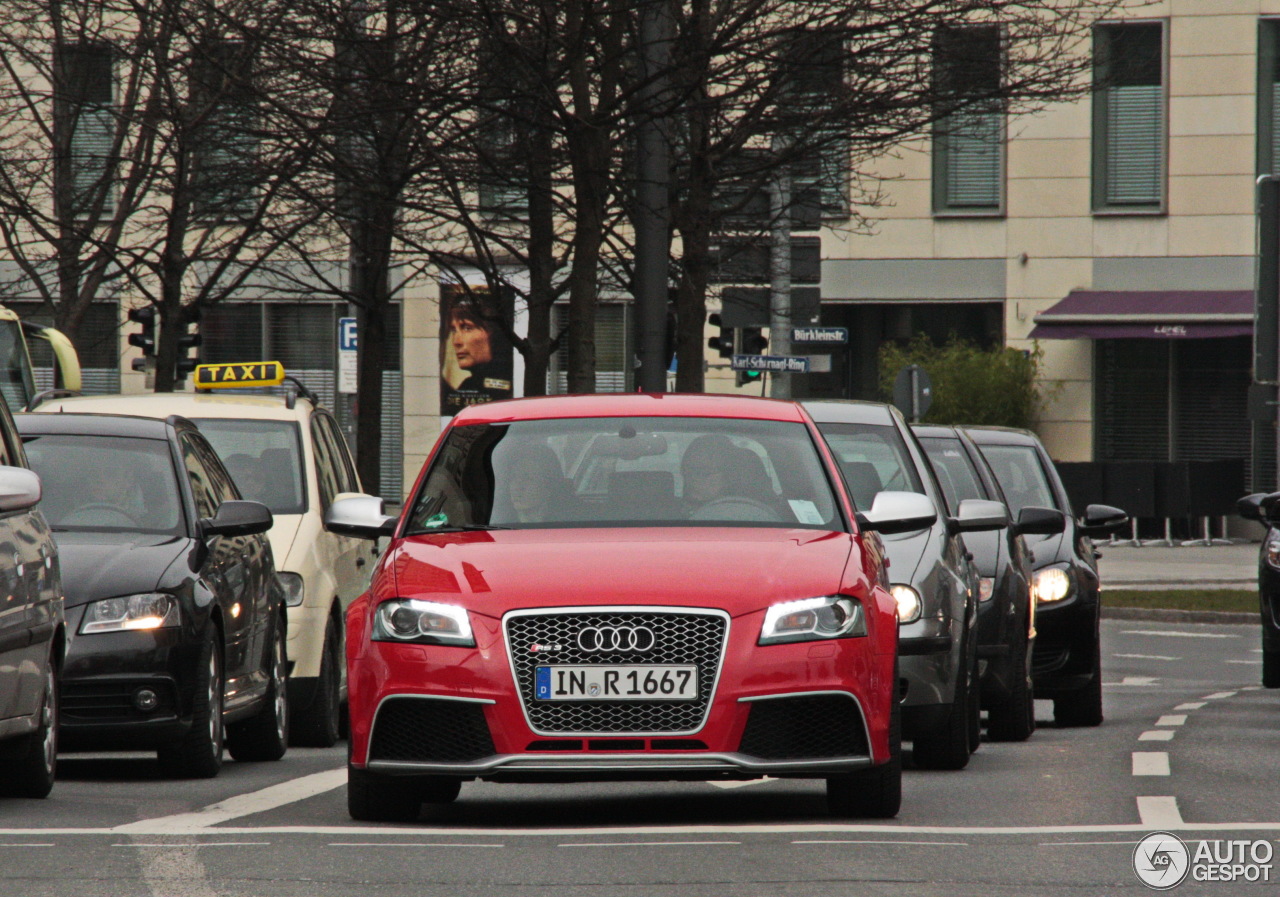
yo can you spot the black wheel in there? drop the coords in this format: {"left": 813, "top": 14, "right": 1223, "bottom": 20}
{"left": 1263, "top": 646, "right": 1280, "bottom": 688}
{"left": 913, "top": 633, "right": 973, "bottom": 771}
{"left": 0, "top": 662, "right": 58, "bottom": 799}
{"left": 228, "top": 624, "right": 289, "bottom": 762}
{"left": 828, "top": 662, "right": 901, "bottom": 818}
{"left": 1054, "top": 644, "right": 1103, "bottom": 728}
{"left": 159, "top": 633, "right": 224, "bottom": 778}
{"left": 291, "top": 619, "right": 341, "bottom": 747}
{"left": 348, "top": 768, "right": 421, "bottom": 822}
{"left": 987, "top": 625, "right": 1036, "bottom": 742}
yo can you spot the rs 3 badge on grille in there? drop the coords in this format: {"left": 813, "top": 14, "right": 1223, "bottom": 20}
{"left": 534, "top": 665, "right": 698, "bottom": 701}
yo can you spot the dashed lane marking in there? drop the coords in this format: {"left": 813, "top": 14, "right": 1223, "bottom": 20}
{"left": 1139, "top": 730, "right": 1175, "bottom": 741}
{"left": 1137, "top": 797, "right": 1184, "bottom": 828}
{"left": 1132, "top": 752, "right": 1171, "bottom": 776}
{"left": 1156, "top": 715, "right": 1187, "bottom": 726}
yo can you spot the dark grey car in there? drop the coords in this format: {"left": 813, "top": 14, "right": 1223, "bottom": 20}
{"left": 806, "top": 401, "right": 1005, "bottom": 770}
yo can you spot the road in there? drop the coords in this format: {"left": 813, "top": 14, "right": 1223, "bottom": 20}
{"left": 0, "top": 619, "right": 1272, "bottom": 897}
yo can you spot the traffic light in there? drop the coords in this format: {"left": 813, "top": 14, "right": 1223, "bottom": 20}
{"left": 707, "top": 313, "right": 734, "bottom": 359}
{"left": 735, "top": 327, "right": 768, "bottom": 387}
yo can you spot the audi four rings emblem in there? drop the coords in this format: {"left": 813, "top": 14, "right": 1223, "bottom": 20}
{"left": 576, "top": 625, "right": 656, "bottom": 652}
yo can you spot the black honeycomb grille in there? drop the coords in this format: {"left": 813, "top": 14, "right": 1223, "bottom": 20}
{"left": 739, "top": 695, "right": 869, "bottom": 760}
{"left": 368, "top": 698, "right": 495, "bottom": 763}
{"left": 505, "top": 610, "right": 727, "bottom": 734}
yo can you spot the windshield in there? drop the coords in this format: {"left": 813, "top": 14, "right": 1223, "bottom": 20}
{"left": 406, "top": 416, "right": 842, "bottom": 533}
{"left": 977, "top": 443, "right": 1058, "bottom": 515}
{"left": 23, "top": 434, "right": 184, "bottom": 535}
{"left": 191, "top": 418, "right": 306, "bottom": 515}
{"left": 816, "top": 422, "right": 924, "bottom": 511}
{"left": 918, "top": 437, "right": 985, "bottom": 515}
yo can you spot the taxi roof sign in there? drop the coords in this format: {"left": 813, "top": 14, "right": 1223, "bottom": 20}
{"left": 194, "top": 361, "right": 285, "bottom": 390}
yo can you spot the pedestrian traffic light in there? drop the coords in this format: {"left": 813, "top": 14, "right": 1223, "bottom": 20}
{"left": 127, "top": 306, "right": 157, "bottom": 356}
{"left": 707, "top": 313, "right": 734, "bottom": 359}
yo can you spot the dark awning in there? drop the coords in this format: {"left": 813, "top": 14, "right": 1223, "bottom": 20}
{"left": 1029, "top": 290, "right": 1254, "bottom": 340}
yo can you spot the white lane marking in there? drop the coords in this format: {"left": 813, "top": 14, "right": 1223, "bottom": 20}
{"left": 1202, "top": 691, "right": 1239, "bottom": 700}
{"left": 1114, "top": 654, "right": 1178, "bottom": 661}
{"left": 135, "top": 841, "right": 220, "bottom": 897}
{"left": 1108, "top": 676, "right": 1158, "bottom": 687}
{"left": 1137, "top": 797, "right": 1184, "bottom": 828}
{"left": 708, "top": 779, "right": 770, "bottom": 790}
{"left": 329, "top": 842, "right": 503, "bottom": 848}
{"left": 1174, "top": 702, "right": 1206, "bottom": 711}
{"left": 1121, "top": 630, "right": 1241, "bottom": 639}
{"left": 793, "top": 840, "right": 968, "bottom": 846}
{"left": 1132, "top": 752, "right": 1170, "bottom": 776}
{"left": 1156, "top": 715, "right": 1187, "bottom": 727}
{"left": 1139, "top": 731, "right": 1174, "bottom": 741}
{"left": 113, "top": 767, "right": 346, "bottom": 833}
{"left": 560, "top": 841, "right": 741, "bottom": 847}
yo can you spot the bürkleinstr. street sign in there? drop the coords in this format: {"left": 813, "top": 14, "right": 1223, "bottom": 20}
{"left": 731, "top": 354, "right": 810, "bottom": 374}
{"left": 791, "top": 326, "right": 848, "bottom": 344}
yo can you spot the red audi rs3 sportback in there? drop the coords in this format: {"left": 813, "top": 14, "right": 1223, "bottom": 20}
{"left": 327, "top": 394, "right": 932, "bottom": 822}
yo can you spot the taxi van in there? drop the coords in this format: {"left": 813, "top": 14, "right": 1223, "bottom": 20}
{"left": 34, "top": 361, "right": 380, "bottom": 746}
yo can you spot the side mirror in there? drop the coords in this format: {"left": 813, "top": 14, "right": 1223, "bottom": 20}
{"left": 202, "top": 500, "right": 273, "bottom": 538}
{"left": 325, "top": 494, "right": 398, "bottom": 540}
{"left": 952, "top": 498, "right": 1009, "bottom": 533}
{"left": 1016, "top": 505, "right": 1066, "bottom": 536}
{"left": 858, "top": 491, "right": 938, "bottom": 535}
{"left": 1079, "top": 503, "right": 1128, "bottom": 537}
{"left": 0, "top": 466, "right": 41, "bottom": 512}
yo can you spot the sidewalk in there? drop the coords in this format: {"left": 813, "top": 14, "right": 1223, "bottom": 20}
{"left": 1096, "top": 541, "right": 1257, "bottom": 590}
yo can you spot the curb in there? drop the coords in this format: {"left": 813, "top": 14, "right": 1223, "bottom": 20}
{"left": 1101, "top": 606, "right": 1256, "bottom": 625}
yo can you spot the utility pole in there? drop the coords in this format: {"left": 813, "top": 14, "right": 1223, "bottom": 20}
{"left": 635, "top": 0, "right": 672, "bottom": 393}
{"left": 768, "top": 135, "right": 792, "bottom": 399}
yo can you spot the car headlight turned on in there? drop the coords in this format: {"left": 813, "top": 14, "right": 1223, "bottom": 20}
{"left": 1266, "top": 532, "right": 1280, "bottom": 571}
{"left": 1032, "top": 566, "right": 1073, "bottom": 604}
{"left": 759, "top": 596, "right": 866, "bottom": 645}
{"left": 278, "top": 572, "right": 305, "bottom": 607}
{"left": 81, "top": 593, "right": 179, "bottom": 634}
{"left": 373, "top": 599, "right": 475, "bottom": 647}
{"left": 889, "top": 584, "right": 922, "bottom": 624}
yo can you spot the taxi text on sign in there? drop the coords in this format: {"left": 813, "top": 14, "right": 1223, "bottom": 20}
{"left": 193, "top": 361, "right": 285, "bottom": 389}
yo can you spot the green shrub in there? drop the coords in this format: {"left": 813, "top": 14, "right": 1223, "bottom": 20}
{"left": 877, "top": 334, "right": 1049, "bottom": 429}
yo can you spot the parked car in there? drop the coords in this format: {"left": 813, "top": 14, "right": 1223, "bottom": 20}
{"left": 913, "top": 425, "right": 1064, "bottom": 742}
{"left": 0, "top": 396, "right": 64, "bottom": 799}
{"left": 805, "top": 401, "right": 998, "bottom": 769}
{"left": 35, "top": 380, "right": 376, "bottom": 747}
{"left": 1234, "top": 492, "right": 1280, "bottom": 686}
{"left": 331, "top": 394, "right": 916, "bottom": 821}
{"left": 962, "top": 426, "right": 1127, "bottom": 727}
{"left": 16, "top": 412, "right": 288, "bottom": 777}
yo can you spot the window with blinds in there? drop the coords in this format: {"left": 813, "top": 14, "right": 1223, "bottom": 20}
{"left": 1256, "top": 20, "right": 1280, "bottom": 174}
{"left": 8, "top": 301, "right": 121, "bottom": 395}
{"left": 56, "top": 42, "right": 115, "bottom": 216}
{"left": 201, "top": 301, "right": 403, "bottom": 500}
{"left": 189, "top": 41, "right": 259, "bottom": 218}
{"left": 548, "top": 304, "right": 631, "bottom": 393}
{"left": 932, "top": 25, "right": 1004, "bottom": 213}
{"left": 1093, "top": 22, "right": 1165, "bottom": 211}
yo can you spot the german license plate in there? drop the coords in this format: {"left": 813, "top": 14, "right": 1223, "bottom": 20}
{"left": 534, "top": 665, "right": 698, "bottom": 701}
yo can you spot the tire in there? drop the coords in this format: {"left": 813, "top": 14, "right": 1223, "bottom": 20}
{"left": 348, "top": 768, "right": 422, "bottom": 822}
{"left": 827, "top": 662, "right": 901, "bottom": 819}
{"left": 913, "top": 633, "right": 974, "bottom": 771}
{"left": 0, "top": 662, "right": 58, "bottom": 799}
{"left": 228, "top": 624, "right": 289, "bottom": 762}
{"left": 291, "top": 619, "right": 341, "bottom": 747}
{"left": 1053, "top": 643, "right": 1103, "bottom": 728}
{"left": 159, "top": 633, "right": 224, "bottom": 778}
{"left": 1263, "top": 646, "right": 1280, "bottom": 688}
{"left": 987, "top": 626, "right": 1036, "bottom": 743}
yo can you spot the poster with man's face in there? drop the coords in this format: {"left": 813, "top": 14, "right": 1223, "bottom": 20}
{"left": 440, "top": 283, "right": 515, "bottom": 415}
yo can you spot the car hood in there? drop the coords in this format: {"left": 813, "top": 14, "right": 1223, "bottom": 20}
{"left": 52, "top": 531, "right": 192, "bottom": 609}
{"left": 390, "top": 527, "right": 857, "bottom": 618}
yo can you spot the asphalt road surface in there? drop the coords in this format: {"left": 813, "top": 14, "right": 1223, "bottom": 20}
{"left": 0, "top": 619, "right": 1273, "bottom": 897}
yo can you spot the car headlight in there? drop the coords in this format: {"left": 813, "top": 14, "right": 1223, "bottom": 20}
{"left": 759, "top": 596, "right": 866, "bottom": 645}
{"left": 278, "top": 572, "right": 305, "bottom": 608}
{"left": 1032, "top": 566, "right": 1073, "bottom": 604}
{"left": 373, "top": 599, "right": 474, "bottom": 646}
{"left": 889, "top": 584, "right": 922, "bottom": 624}
{"left": 80, "top": 593, "right": 180, "bottom": 635}
{"left": 1266, "top": 534, "right": 1280, "bottom": 571}
{"left": 978, "top": 577, "right": 995, "bottom": 603}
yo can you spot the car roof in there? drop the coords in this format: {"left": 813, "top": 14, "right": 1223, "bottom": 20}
{"left": 16, "top": 410, "right": 182, "bottom": 440}
{"left": 33, "top": 392, "right": 316, "bottom": 423}
{"left": 801, "top": 400, "right": 898, "bottom": 426}
{"left": 453, "top": 393, "right": 809, "bottom": 424}
{"left": 960, "top": 425, "right": 1040, "bottom": 446}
